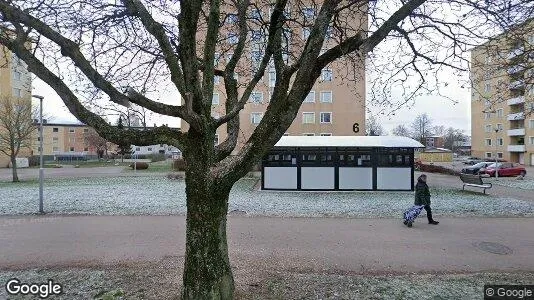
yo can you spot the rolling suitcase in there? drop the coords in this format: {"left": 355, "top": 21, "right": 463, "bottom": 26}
{"left": 403, "top": 205, "right": 425, "bottom": 225}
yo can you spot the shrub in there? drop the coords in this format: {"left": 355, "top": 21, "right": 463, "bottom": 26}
{"left": 149, "top": 153, "right": 166, "bottom": 162}
{"left": 172, "top": 159, "right": 187, "bottom": 171}
{"left": 415, "top": 161, "right": 459, "bottom": 176}
{"left": 28, "top": 156, "right": 40, "bottom": 167}
{"left": 129, "top": 162, "right": 149, "bottom": 170}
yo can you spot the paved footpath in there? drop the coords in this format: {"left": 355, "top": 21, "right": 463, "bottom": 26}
{"left": 1, "top": 215, "right": 533, "bottom": 274}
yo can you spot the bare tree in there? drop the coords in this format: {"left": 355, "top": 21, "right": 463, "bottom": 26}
{"left": 84, "top": 129, "right": 112, "bottom": 159}
{"left": 0, "top": 97, "right": 35, "bottom": 182}
{"left": 410, "top": 113, "right": 433, "bottom": 144}
{"left": 0, "top": 0, "right": 531, "bottom": 298}
{"left": 391, "top": 124, "right": 411, "bottom": 137}
{"left": 365, "top": 115, "right": 385, "bottom": 136}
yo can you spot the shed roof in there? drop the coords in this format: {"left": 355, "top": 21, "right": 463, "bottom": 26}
{"left": 274, "top": 136, "right": 424, "bottom": 148}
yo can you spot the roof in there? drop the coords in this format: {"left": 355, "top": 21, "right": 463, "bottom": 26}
{"left": 274, "top": 136, "right": 424, "bottom": 148}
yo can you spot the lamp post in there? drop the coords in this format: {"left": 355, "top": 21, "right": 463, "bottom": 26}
{"left": 32, "top": 94, "right": 44, "bottom": 213}
{"left": 494, "top": 127, "right": 500, "bottom": 180}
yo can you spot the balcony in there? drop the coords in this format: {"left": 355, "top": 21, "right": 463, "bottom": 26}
{"left": 508, "top": 80, "right": 525, "bottom": 90}
{"left": 507, "top": 128, "right": 525, "bottom": 136}
{"left": 507, "top": 96, "right": 525, "bottom": 105}
{"left": 507, "top": 47, "right": 524, "bottom": 60}
{"left": 508, "top": 145, "right": 526, "bottom": 152}
{"left": 507, "top": 64, "right": 526, "bottom": 74}
{"left": 507, "top": 112, "right": 525, "bottom": 121}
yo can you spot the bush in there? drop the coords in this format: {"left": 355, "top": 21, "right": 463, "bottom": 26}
{"left": 149, "top": 153, "right": 166, "bottom": 163}
{"left": 28, "top": 156, "right": 40, "bottom": 167}
{"left": 129, "top": 162, "right": 149, "bottom": 170}
{"left": 415, "top": 161, "right": 459, "bottom": 176}
{"left": 172, "top": 159, "right": 187, "bottom": 171}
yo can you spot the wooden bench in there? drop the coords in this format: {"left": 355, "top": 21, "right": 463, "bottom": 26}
{"left": 460, "top": 173, "right": 492, "bottom": 194}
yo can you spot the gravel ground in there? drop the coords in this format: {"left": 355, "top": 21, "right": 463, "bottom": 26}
{"left": 1, "top": 176, "right": 533, "bottom": 217}
{"left": 1, "top": 257, "right": 532, "bottom": 300}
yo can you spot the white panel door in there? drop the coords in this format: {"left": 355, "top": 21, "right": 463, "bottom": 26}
{"left": 377, "top": 168, "right": 412, "bottom": 190}
{"left": 339, "top": 167, "right": 373, "bottom": 190}
{"left": 264, "top": 167, "right": 297, "bottom": 189}
{"left": 301, "top": 167, "right": 335, "bottom": 190}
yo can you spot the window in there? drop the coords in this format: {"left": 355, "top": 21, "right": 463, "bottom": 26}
{"left": 214, "top": 134, "right": 219, "bottom": 145}
{"left": 529, "top": 120, "right": 534, "bottom": 129}
{"left": 302, "top": 112, "right": 315, "bottom": 124}
{"left": 226, "top": 53, "right": 233, "bottom": 63}
{"left": 83, "top": 128, "right": 89, "bottom": 133}
{"left": 302, "top": 7, "right": 315, "bottom": 21}
{"left": 12, "top": 70, "right": 21, "bottom": 81}
{"left": 37, "top": 147, "right": 41, "bottom": 152}
{"left": 320, "top": 91, "right": 332, "bottom": 103}
{"left": 84, "top": 147, "right": 89, "bottom": 152}
{"left": 325, "top": 26, "right": 334, "bottom": 39}
{"left": 249, "top": 91, "right": 263, "bottom": 104}
{"left": 485, "top": 112, "right": 492, "bottom": 119}
{"left": 529, "top": 136, "right": 534, "bottom": 145}
{"left": 53, "top": 127, "right": 59, "bottom": 132}
{"left": 497, "top": 109, "right": 503, "bottom": 118}
{"left": 304, "top": 91, "right": 315, "bottom": 103}
{"left": 268, "top": 69, "right": 276, "bottom": 87}
{"left": 497, "top": 123, "right": 503, "bottom": 131}
{"left": 302, "top": 27, "right": 311, "bottom": 39}
{"left": 485, "top": 124, "right": 492, "bottom": 133}
{"left": 484, "top": 83, "right": 491, "bottom": 92}
{"left": 320, "top": 112, "right": 332, "bottom": 123}
{"left": 135, "top": 147, "right": 141, "bottom": 151}
{"left": 53, "top": 147, "right": 59, "bottom": 152}
{"left": 37, "top": 137, "right": 40, "bottom": 141}
{"left": 212, "top": 93, "right": 220, "bottom": 105}
{"left": 251, "top": 30, "right": 264, "bottom": 42}
{"left": 321, "top": 69, "right": 333, "bottom": 81}
{"left": 228, "top": 32, "right": 238, "bottom": 44}
{"left": 147, "top": 147, "right": 152, "bottom": 151}
{"left": 69, "top": 137, "right": 76, "bottom": 143}
{"left": 485, "top": 138, "right": 492, "bottom": 146}
{"left": 211, "top": 112, "right": 220, "bottom": 119}
{"left": 320, "top": 133, "right": 332, "bottom": 136}
{"left": 12, "top": 88, "right": 21, "bottom": 98}
{"left": 214, "top": 76, "right": 220, "bottom": 85}
{"left": 376, "top": 148, "right": 411, "bottom": 167}
{"left": 251, "top": 112, "right": 263, "bottom": 124}
{"left": 227, "top": 13, "right": 238, "bottom": 24}
{"left": 214, "top": 52, "right": 220, "bottom": 66}
{"left": 52, "top": 137, "right": 58, "bottom": 142}
{"left": 497, "top": 152, "right": 503, "bottom": 158}
{"left": 485, "top": 152, "right": 492, "bottom": 158}
{"left": 249, "top": 8, "right": 261, "bottom": 19}
{"left": 497, "top": 138, "right": 503, "bottom": 146}
{"left": 283, "top": 133, "right": 290, "bottom": 136}
{"left": 302, "top": 133, "right": 315, "bottom": 136}
{"left": 69, "top": 128, "right": 75, "bottom": 133}
{"left": 69, "top": 147, "right": 75, "bottom": 152}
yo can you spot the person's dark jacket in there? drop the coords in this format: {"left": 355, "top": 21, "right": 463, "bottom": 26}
{"left": 414, "top": 178, "right": 431, "bottom": 206}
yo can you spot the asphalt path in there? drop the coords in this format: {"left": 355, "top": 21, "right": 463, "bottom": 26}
{"left": 1, "top": 215, "right": 533, "bottom": 274}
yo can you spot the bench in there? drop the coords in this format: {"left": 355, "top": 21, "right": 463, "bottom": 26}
{"left": 460, "top": 173, "right": 492, "bottom": 194}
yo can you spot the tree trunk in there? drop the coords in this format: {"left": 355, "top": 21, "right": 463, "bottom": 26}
{"left": 10, "top": 155, "right": 19, "bottom": 182}
{"left": 181, "top": 167, "right": 234, "bottom": 300}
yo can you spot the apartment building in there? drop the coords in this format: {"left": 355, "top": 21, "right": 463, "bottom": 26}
{"left": 33, "top": 121, "right": 181, "bottom": 158}
{"left": 0, "top": 47, "right": 33, "bottom": 167}
{"left": 471, "top": 19, "right": 534, "bottom": 166}
{"left": 183, "top": 2, "right": 367, "bottom": 150}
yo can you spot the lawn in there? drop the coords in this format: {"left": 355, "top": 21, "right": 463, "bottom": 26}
{"left": 1, "top": 176, "right": 533, "bottom": 217}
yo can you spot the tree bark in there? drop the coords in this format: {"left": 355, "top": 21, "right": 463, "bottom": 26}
{"left": 181, "top": 159, "right": 234, "bottom": 300}
{"left": 10, "top": 155, "right": 19, "bottom": 182}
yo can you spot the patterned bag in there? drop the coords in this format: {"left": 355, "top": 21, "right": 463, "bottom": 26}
{"left": 403, "top": 205, "right": 425, "bottom": 223}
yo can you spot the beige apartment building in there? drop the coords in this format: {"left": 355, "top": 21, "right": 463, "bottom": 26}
{"left": 32, "top": 122, "right": 100, "bottom": 157}
{"left": 471, "top": 19, "right": 534, "bottom": 166}
{"left": 0, "top": 45, "right": 33, "bottom": 167}
{"left": 183, "top": 2, "right": 367, "bottom": 149}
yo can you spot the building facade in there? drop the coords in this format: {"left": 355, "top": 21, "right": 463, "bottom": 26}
{"left": 183, "top": 2, "right": 367, "bottom": 151}
{"left": 0, "top": 47, "right": 33, "bottom": 167}
{"left": 471, "top": 19, "right": 534, "bottom": 165}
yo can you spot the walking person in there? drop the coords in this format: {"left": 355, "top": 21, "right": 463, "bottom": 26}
{"left": 414, "top": 174, "right": 439, "bottom": 225}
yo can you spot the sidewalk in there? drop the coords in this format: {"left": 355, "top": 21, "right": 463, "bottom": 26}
{"left": 1, "top": 215, "right": 533, "bottom": 275}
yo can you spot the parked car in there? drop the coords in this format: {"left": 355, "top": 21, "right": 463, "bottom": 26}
{"left": 463, "top": 157, "right": 483, "bottom": 165}
{"left": 482, "top": 162, "right": 527, "bottom": 177}
{"left": 461, "top": 162, "right": 495, "bottom": 175}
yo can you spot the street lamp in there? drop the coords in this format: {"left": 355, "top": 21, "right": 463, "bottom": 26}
{"left": 32, "top": 94, "right": 44, "bottom": 213}
{"left": 494, "top": 127, "right": 500, "bottom": 180}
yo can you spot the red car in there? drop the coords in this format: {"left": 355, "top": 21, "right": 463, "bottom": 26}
{"left": 483, "top": 162, "right": 527, "bottom": 177}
